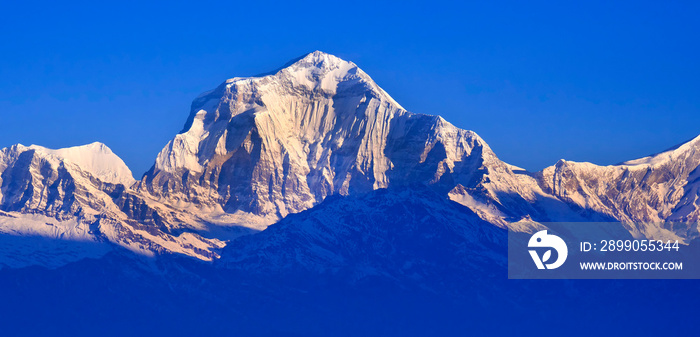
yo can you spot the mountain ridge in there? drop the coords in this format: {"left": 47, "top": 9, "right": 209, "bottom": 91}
{"left": 1, "top": 50, "right": 699, "bottom": 269}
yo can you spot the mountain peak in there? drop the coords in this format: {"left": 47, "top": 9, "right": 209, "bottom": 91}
{"left": 224, "top": 51, "right": 356, "bottom": 83}
{"left": 27, "top": 142, "right": 135, "bottom": 186}
{"left": 290, "top": 50, "right": 356, "bottom": 70}
{"left": 220, "top": 50, "right": 370, "bottom": 99}
{"left": 275, "top": 51, "right": 364, "bottom": 94}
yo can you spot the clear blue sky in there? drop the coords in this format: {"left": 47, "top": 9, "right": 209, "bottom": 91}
{"left": 1, "top": 1, "right": 698, "bottom": 175}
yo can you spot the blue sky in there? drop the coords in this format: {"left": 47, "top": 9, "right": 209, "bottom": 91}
{"left": 1, "top": 1, "right": 698, "bottom": 175}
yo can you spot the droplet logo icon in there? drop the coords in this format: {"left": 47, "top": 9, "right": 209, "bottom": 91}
{"left": 528, "top": 230, "right": 568, "bottom": 270}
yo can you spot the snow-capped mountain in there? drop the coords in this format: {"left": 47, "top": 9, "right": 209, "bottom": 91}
{"left": 0, "top": 142, "right": 134, "bottom": 214}
{"left": 0, "top": 142, "right": 223, "bottom": 268}
{"left": 536, "top": 135, "right": 700, "bottom": 241}
{"left": 139, "top": 51, "right": 421, "bottom": 226}
{"left": 137, "top": 51, "right": 570, "bottom": 231}
{"left": 1, "top": 50, "right": 699, "bottom": 269}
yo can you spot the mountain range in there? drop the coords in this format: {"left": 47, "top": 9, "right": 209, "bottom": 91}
{"left": 1, "top": 51, "right": 699, "bottom": 270}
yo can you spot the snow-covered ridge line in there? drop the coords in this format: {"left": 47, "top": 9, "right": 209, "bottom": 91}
{"left": 621, "top": 134, "right": 700, "bottom": 167}
{"left": 538, "top": 133, "right": 700, "bottom": 241}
